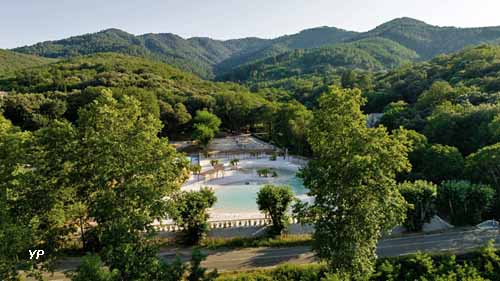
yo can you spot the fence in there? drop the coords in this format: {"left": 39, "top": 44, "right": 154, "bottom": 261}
{"left": 153, "top": 217, "right": 302, "bottom": 233}
{"left": 287, "top": 155, "right": 309, "bottom": 167}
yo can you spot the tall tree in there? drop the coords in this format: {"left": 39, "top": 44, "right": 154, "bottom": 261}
{"left": 465, "top": 143, "right": 500, "bottom": 219}
{"left": 0, "top": 115, "right": 35, "bottom": 280}
{"left": 399, "top": 180, "right": 437, "bottom": 232}
{"left": 298, "top": 87, "right": 410, "bottom": 279}
{"left": 256, "top": 185, "right": 295, "bottom": 236}
{"left": 0, "top": 115, "right": 80, "bottom": 279}
{"left": 193, "top": 110, "right": 221, "bottom": 134}
{"left": 437, "top": 180, "right": 495, "bottom": 225}
{"left": 171, "top": 188, "right": 217, "bottom": 245}
{"left": 74, "top": 90, "right": 190, "bottom": 279}
{"left": 192, "top": 110, "right": 221, "bottom": 150}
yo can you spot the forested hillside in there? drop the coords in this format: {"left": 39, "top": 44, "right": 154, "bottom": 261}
{"left": 358, "top": 17, "right": 500, "bottom": 59}
{"left": 0, "top": 53, "right": 312, "bottom": 154}
{"left": 217, "top": 37, "right": 418, "bottom": 82}
{"left": 13, "top": 29, "right": 268, "bottom": 78}
{"left": 0, "top": 49, "right": 55, "bottom": 75}
{"left": 4, "top": 17, "right": 500, "bottom": 281}
{"left": 214, "top": 26, "right": 358, "bottom": 73}
{"left": 13, "top": 18, "right": 500, "bottom": 78}
{"left": 0, "top": 53, "right": 269, "bottom": 133}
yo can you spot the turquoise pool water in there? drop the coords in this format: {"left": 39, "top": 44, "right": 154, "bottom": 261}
{"left": 210, "top": 169, "right": 307, "bottom": 213}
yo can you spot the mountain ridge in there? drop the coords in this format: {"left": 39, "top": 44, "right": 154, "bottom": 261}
{"left": 0, "top": 49, "right": 56, "bottom": 75}
{"left": 11, "top": 18, "right": 500, "bottom": 78}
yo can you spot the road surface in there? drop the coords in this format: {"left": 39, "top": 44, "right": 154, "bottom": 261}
{"left": 30, "top": 228, "right": 500, "bottom": 280}
{"left": 161, "top": 229, "right": 500, "bottom": 271}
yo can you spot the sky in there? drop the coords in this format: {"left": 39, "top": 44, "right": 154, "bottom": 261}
{"left": 2, "top": 0, "right": 500, "bottom": 49}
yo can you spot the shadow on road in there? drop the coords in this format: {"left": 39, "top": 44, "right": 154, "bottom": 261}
{"left": 241, "top": 246, "right": 315, "bottom": 269}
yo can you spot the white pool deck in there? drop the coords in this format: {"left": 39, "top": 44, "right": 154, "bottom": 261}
{"left": 182, "top": 156, "right": 305, "bottom": 221}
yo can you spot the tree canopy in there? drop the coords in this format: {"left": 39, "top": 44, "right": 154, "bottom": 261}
{"left": 298, "top": 87, "right": 410, "bottom": 279}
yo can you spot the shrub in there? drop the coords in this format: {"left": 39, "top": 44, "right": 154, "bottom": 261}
{"left": 419, "top": 144, "right": 464, "bottom": 183}
{"left": 269, "top": 153, "right": 277, "bottom": 161}
{"left": 256, "top": 185, "right": 295, "bottom": 235}
{"left": 257, "top": 168, "right": 271, "bottom": 177}
{"left": 466, "top": 143, "right": 500, "bottom": 218}
{"left": 398, "top": 180, "right": 437, "bottom": 232}
{"left": 171, "top": 188, "right": 217, "bottom": 245}
{"left": 70, "top": 255, "right": 118, "bottom": 281}
{"left": 437, "top": 180, "right": 496, "bottom": 226}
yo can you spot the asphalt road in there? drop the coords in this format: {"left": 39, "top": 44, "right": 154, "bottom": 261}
{"left": 29, "top": 228, "right": 500, "bottom": 280}
{"left": 160, "top": 229, "right": 500, "bottom": 272}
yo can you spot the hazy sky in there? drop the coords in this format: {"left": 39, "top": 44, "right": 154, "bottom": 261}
{"left": 2, "top": 0, "right": 500, "bottom": 49}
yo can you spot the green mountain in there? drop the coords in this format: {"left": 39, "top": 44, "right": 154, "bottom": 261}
{"left": 0, "top": 49, "right": 55, "bottom": 75}
{"left": 0, "top": 52, "right": 245, "bottom": 95}
{"left": 372, "top": 44, "right": 500, "bottom": 106}
{"left": 11, "top": 18, "right": 500, "bottom": 79}
{"left": 10, "top": 27, "right": 359, "bottom": 78}
{"left": 0, "top": 53, "right": 268, "bottom": 134}
{"left": 217, "top": 37, "right": 418, "bottom": 82}
{"left": 215, "top": 26, "right": 358, "bottom": 74}
{"left": 12, "top": 29, "right": 269, "bottom": 78}
{"left": 357, "top": 17, "right": 500, "bottom": 59}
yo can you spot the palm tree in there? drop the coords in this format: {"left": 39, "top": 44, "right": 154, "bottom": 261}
{"left": 210, "top": 159, "right": 220, "bottom": 168}
{"left": 230, "top": 158, "right": 240, "bottom": 169}
{"left": 190, "top": 164, "right": 202, "bottom": 180}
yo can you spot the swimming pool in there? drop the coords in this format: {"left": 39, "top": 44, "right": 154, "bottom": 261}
{"left": 207, "top": 168, "right": 308, "bottom": 214}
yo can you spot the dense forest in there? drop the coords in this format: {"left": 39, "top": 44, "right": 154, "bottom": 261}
{"left": 2, "top": 18, "right": 500, "bottom": 281}
{"left": 0, "top": 49, "right": 55, "bottom": 75}
{"left": 0, "top": 53, "right": 311, "bottom": 154}
{"left": 216, "top": 37, "right": 418, "bottom": 82}
{"left": 12, "top": 18, "right": 500, "bottom": 78}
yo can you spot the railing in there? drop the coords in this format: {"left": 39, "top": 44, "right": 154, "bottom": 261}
{"left": 287, "top": 155, "right": 309, "bottom": 167}
{"left": 153, "top": 217, "right": 301, "bottom": 233}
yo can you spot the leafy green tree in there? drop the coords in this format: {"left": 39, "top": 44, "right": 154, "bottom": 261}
{"left": 394, "top": 129, "right": 428, "bottom": 181}
{"left": 1, "top": 93, "right": 51, "bottom": 131}
{"left": 193, "top": 110, "right": 221, "bottom": 134}
{"left": 419, "top": 144, "right": 464, "bottom": 183}
{"left": 71, "top": 255, "right": 118, "bottom": 281}
{"left": 1, "top": 113, "right": 83, "bottom": 279}
{"left": 476, "top": 240, "right": 500, "bottom": 281}
{"left": 399, "top": 180, "right": 437, "bottom": 232}
{"left": 191, "top": 164, "right": 202, "bottom": 179}
{"left": 215, "top": 91, "right": 264, "bottom": 132}
{"left": 465, "top": 143, "right": 500, "bottom": 218}
{"left": 425, "top": 102, "right": 500, "bottom": 155}
{"left": 272, "top": 101, "right": 312, "bottom": 155}
{"left": 39, "top": 98, "right": 67, "bottom": 119}
{"left": 438, "top": 180, "right": 496, "bottom": 226}
{"left": 193, "top": 124, "right": 215, "bottom": 149}
{"left": 172, "top": 188, "right": 217, "bottom": 245}
{"left": 256, "top": 185, "right": 295, "bottom": 236}
{"left": 396, "top": 131, "right": 464, "bottom": 183}
{"left": 192, "top": 110, "right": 221, "bottom": 150}
{"left": 489, "top": 114, "right": 500, "bottom": 142}
{"left": 174, "top": 103, "right": 192, "bottom": 126}
{"left": 416, "top": 81, "right": 457, "bottom": 111}
{"left": 73, "top": 90, "right": 190, "bottom": 279}
{"left": 341, "top": 69, "right": 357, "bottom": 89}
{"left": 187, "top": 249, "right": 219, "bottom": 281}
{"left": 298, "top": 87, "right": 410, "bottom": 279}
{"left": 0, "top": 115, "right": 35, "bottom": 281}
{"left": 379, "top": 101, "right": 425, "bottom": 131}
